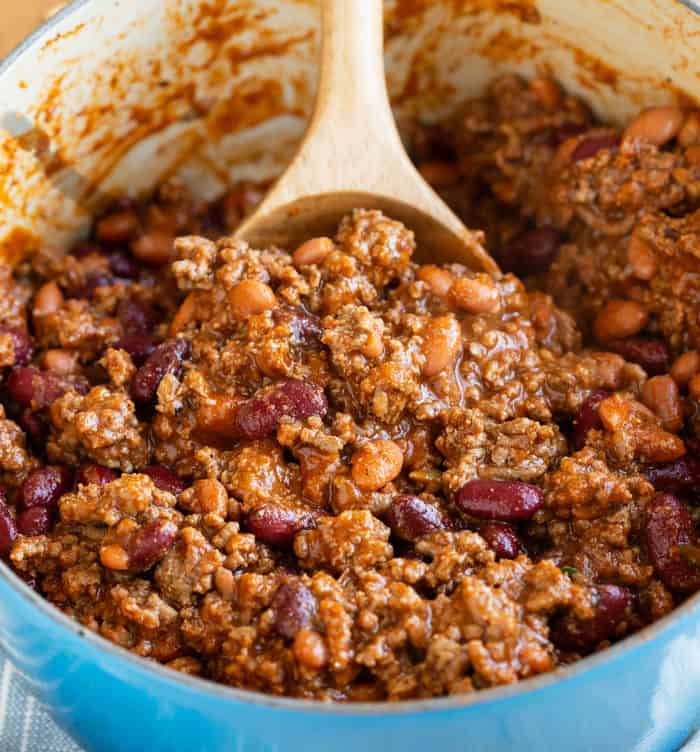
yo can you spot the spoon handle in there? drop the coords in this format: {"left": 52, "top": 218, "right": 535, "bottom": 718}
{"left": 316, "top": 0, "right": 394, "bottom": 130}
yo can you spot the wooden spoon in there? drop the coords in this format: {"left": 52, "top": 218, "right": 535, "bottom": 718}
{"left": 235, "top": 0, "right": 498, "bottom": 273}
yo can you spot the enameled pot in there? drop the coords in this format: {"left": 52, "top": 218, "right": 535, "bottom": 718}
{"left": 1, "top": 1, "right": 700, "bottom": 750}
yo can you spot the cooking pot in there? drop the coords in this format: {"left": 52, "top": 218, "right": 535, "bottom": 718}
{"left": 1, "top": 1, "right": 700, "bottom": 750}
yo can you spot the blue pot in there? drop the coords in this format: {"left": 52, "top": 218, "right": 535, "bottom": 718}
{"left": 0, "top": 566, "right": 699, "bottom": 752}
{"left": 2, "top": 1, "right": 700, "bottom": 750}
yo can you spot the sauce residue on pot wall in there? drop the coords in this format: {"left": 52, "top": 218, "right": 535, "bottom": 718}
{"left": 2, "top": 0, "right": 700, "bottom": 267}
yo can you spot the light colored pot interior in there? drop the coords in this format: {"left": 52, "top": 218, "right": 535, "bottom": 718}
{"left": 0, "top": 0, "right": 698, "bottom": 264}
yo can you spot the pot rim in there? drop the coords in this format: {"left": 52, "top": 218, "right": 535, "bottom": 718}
{"left": 3, "top": 0, "right": 700, "bottom": 719}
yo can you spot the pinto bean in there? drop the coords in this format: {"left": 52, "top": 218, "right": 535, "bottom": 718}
{"left": 593, "top": 300, "right": 648, "bottom": 342}
{"left": 623, "top": 106, "right": 684, "bottom": 146}
{"left": 351, "top": 440, "right": 404, "bottom": 492}
{"left": 292, "top": 237, "right": 335, "bottom": 266}
{"left": 448, "top": 275, "right": 500, "bottom": 314}
{"left": 421, "top": 315, "right": 461, "bottom": 378}
{"left": 641, "top": 375, "right": 683, "bottom": 433}
{"left": 627, "top": 235, "right": 657, "bottom": 280}
{"left": 416, "top": 265, "right": 454, "bottom": 297}
{"left": 671, "top": 350, "right": 700, "bottom": 388}
{"left": 228, "top": 280, "right": 277, "bottom": 320}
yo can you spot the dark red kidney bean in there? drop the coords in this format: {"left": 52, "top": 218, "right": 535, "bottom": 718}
{"left": 550, "top": 584, "right": 631, "bottom": 653}
{"left": 18, "top": 409, "right": 46, "bottom": 445}
{"left": 645, "top": 493, "right": 700, "bottom": 591}
{"left": 72, "top": 271, "right": 113, "bottom": 299}
{"left": 551, "top": 122, "right": 588, "bottom": 146}
{"left": 385, "top": 495, "right": 444, "bottom": 542}
{"left": 17, "top": 572, "right": 37, "bottom": 590}
{"left": 19, "top": 466, "right": 72, "bottom": 510}
{"left": 573, "top": 389, "right": 611, "bottom": 450}
{"left": 571, "top": 132, "right": 620, "bottom": 162}
{"left": 271, "top": 580, "right": 316, "bottom": 639}
{"left": 16, "top": 506, "right": 54, "bottom": 536}
{"left": 499, "top": 227, "right": 562, "bottom": 276}
{"left": 646, "top": 456, "right": 700, "bottom": 493}
{"left": 0, "top": 327, "right": 33, "bottom": 366}
{"left": 234, "top": 380, "right": 328, "bottom": 440}
{"left": 605, "top": 337, "right": 670, "bottom": 376}
{"left": 111, "top": 334, "right": 159, "bottom": 363}
{"left": 479, "top": 521, "right": 522, "bottom": 559}
{"left": 272, "top": 306, "right": 323, "bottom": 346}
{"left": 0, "top": 492, "right": 17, "bottom": 555}
{"left": 128, "top": 518, "right": 179, "bottom": 572}
{"left": 107, "top": 250, "right": 140, "bottom": 279}
{"left": 411, "top": 124, "right": 457, "bottom": 162}
{"left": 455, "top": 479, "right": 543, "bottom": 521}
{"left": 131, "top": 338, "right": 190, "bottom": 403}
{"left": 246, "top": 505, "right": 316, "bottom": 547}
{"left": 75, "top": 464, "right": 118, "bottom": 488}
{"left": 72, "top": 242, "right": 103, "bottom": 259}
{"left": 7, "top": 367, "right": 88, "bottom": 408}
{"left": 140, "top": 466, "right": 188, "bottom": 496}
{"left": 117, "top": 298, "right": 159, "bottom": 336}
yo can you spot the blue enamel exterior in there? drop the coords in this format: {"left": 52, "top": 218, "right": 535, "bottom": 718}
{"left": 0, "top": 565, "right": 699, "bottom": 752}
{"left": 3, "top": 2, "right": 700, "bottom": 750}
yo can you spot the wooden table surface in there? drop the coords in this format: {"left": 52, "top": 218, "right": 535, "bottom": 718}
{"left": 2, "top": 1, "right": 63, "bottom": 59}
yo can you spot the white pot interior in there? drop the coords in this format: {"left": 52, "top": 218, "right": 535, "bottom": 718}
{"left": 0, "top": 0, "right": 698, "bottom": 262}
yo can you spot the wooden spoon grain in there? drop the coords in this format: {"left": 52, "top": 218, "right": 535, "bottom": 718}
{"left": 235, "top": 0, "right": 499, "bottom": 274}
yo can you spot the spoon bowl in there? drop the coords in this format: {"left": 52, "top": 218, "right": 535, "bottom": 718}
{"left": 235, "top": 0, "right": 499, "bottom": 273}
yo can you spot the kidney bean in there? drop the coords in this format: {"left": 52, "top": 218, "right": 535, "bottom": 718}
{"left": 573, "top": 389, "right": 611, "bottom": 449}
{"left": 111, "top": 334, "right": 159, "bottom": 363}
{"left": 646, "top": 457, "right": 700, "bottom": 493}
{"left": 271, "top": 580, "right": 316, "bottom": 639}
{"left": 72, "top": 242, "right": 103, "bottom": 259}
{"left": 0, "top": 327, "right": 33, "bottom": 366}
{"left": 499, "top": 227, "right": 562, "bottom": 276}
{"left": 140, "top": 466, "right": 188, "bottom": 496}
{"left": 385, "top": 495, "right": 444, "bottom": 542}
{"left": 16, "top": 506, "right": 54, "bottom": 536}
{"left": 645, "top": 493, "right": 700, "bottom": 591}
{"left": 0, "top": 493, "right": 17, "bottom": 555}
{"left": 75, "top": 464, "right": 118, "bottom": 488}
{"left": 246, "top": 505, "right": 316, "bottom": 547}
{"left": 106, "top": 250, "right": 140, "bottom": 279}
{"left": 551, "top": 122, "right": 588, "bottom": 145}
{"left": 234, "top": 380, "right": 328, "bottom": 440}
{"left": 131, "top": 338, "right": 190, "bottom": 403}
{"left": 72, "top": 271, "right": 114, "bottom": 300}
{"left": 571, "top": 132, "right": 620, "bottom": 162}
{"left": 411, "top": 124, "right": 457, "bottom": 162}
{"left": 455, "top": 479, "right": 543, "bottom": 521}
{"left": 7, "top": 367, "right": 88, "bottom": 408}
{"left": 117, "top": 298, "right": 160, "bottom": 335}
{"left": 605, "top": 337, "right": 670, "bottom": 376}
{"left": 18, "top": 409, "right": 46, "bottom": 446}
{"left": 272, "top": 306, "right": 323, "bottom": 346}
{"left": 551, "top": 584, "right": 631, "bottom": 653}
{"left": 19, "top": 466, "right": 72, "bottom": 510}
{"left": 128, "top": 518, "right": 179, "bottom": 572}
{"left": 479, "top": 521, "right": 522, "bottom": 559}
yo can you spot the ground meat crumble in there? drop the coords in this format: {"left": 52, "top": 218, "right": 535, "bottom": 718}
{"left": 1, "top": 76, "right": 700, "bottom": 701}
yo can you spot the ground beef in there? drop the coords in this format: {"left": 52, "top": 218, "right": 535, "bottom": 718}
{"left": 2, "top": 78, "right": 700, "bottom": 701}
